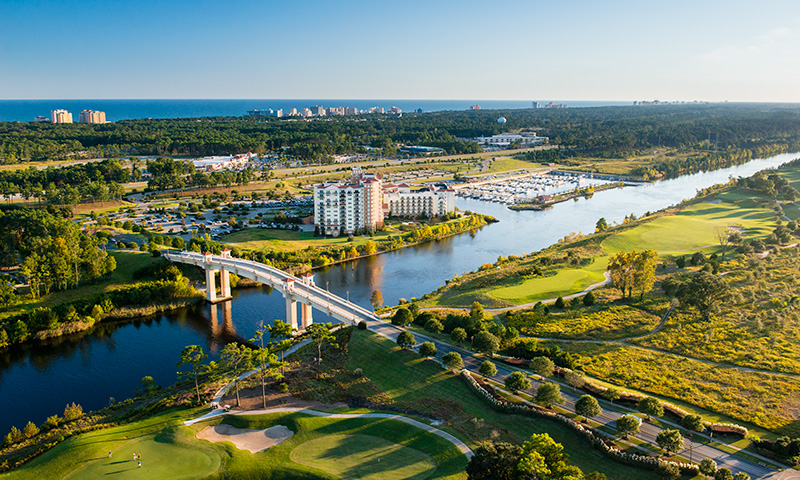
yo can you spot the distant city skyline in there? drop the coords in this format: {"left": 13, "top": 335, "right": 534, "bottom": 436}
{"left": 2, "top": 0, "right": 799, "bottom": 102}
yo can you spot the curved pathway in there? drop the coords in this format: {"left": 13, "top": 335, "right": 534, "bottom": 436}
{"left": 184, "top": 406, "right": 473, "bottom": 459}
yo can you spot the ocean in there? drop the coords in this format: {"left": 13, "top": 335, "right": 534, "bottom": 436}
{"left": 0, "top": 99, "right": 632, "bottom": 123}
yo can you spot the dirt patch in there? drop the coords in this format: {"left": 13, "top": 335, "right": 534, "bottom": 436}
{"left": 707, "top": 198, "right": 723, "bottom": 204}
{"left": 221, "top": 386, "right": 347, "bottom": 411}
{"left": 197, "top": 423, "right": 293, "bottom": 453}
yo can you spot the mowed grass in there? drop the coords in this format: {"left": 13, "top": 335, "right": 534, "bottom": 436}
{"left": 346, "top": 329, "right": 658, "bottom": 480}
{"left": 489, "top": 257, "right": 608, "bottom": 304}
{"left": 201, "top": 412, "right": 467, "bottom": 480}
{"left": 2, "top": 408, "right": 222, "bottom": 480}
{"left": 290, "top": 434, "right": 436, "bottom": 480}
{"left": 222, "top": 228, "right": 391, "bottom": 252}
{"left": 602, "top": 192, "right": 775, "bottom": 254}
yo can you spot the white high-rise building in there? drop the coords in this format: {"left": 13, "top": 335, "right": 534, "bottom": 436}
{"left": 383, "top": 183, "right": 455, "bottom": 218}
{"left": 51, "top": 109, "right": 73, "bottom": 123}
{"left": 314, "top": 168, "right": 384, "bottom": 236}
{"left": 79, "top": 109, "right": 106, "bottom": 124}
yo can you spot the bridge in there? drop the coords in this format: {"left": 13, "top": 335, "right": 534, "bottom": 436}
{"left": 162, "top": 250, "right": 379, "bottom": 331}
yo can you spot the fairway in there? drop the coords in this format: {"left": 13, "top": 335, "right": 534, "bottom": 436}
{"left": 65, "top": 435, "right": 219, "bottom": 480}
{"left": 489, "top": 257, "right": 607, "bottom": 304}
{"left": 601, "top": 195, "right": 775, "bottom": 254}
{"left": 291, "top": 434, "right": 436, "bottom": 480}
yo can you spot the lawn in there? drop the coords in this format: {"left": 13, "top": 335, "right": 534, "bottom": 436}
{"left": 481, "top": 156, "right": 544, "bottom": 175}
{"left": 346, "top": 329, "right": 658, "bottom": 480}
{"left": 290, "top": 434, "right": 436, "bottom": 480}
{"left": 222, "top": 228, "right": 391, "bottom": 252}
{"left": 489, "top": 256, "right": 608, "bottom": 305}
{"left": 2, "top": 408, "right": 222, "bottom": 480}
{"left": 601, "top": 193, "right": 776, "bottom": 254}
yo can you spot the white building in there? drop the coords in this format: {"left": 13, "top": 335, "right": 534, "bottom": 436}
{"left": 383, "top": 183, "right": 455, "bottom": 218}
{"left": 79, "top": 109, "right": 106, "bottom": 124}
{"left": 474, "top": 132, "right": 548, "bottom": 148}
{"left": 51, "top": 109, "right": 73, "bottom": 123}
{"left": 192, "top": 153, "right": 255, "bottom": 171}
{"left": 314, "top": 168, "right": 384, "bottom": 236}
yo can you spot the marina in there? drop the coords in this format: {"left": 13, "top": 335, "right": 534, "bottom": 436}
{"left": 455, "top": 171, "right": 613, "bottom": 205}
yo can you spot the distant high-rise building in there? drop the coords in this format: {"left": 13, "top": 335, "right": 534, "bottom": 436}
{"left": 289, "top": 108, "right": 298, "bottom": 116}
{"left": 51, "top": 109, "right": 73, "bottom": 123}
{"left": 34, "top": 116, "right": 50, "bottom": 122}
{"left": 313, "top": 105, "right": 325, "bottom": 116}
{"left": 275, "top": 109, "right": 283, "bottom": 118}
{"left": 390, "top": 106, "right": 402, "bottom": 114}
{"left": 470, "top": 104, "right": 481, "bottom": 110}
{"left": 79, "top": 109, "right": 106, "bottom": 124}
{"left": 301, "top": 107, "right": 313, "bottom": 117}
{"left": 345, "top": 107, "right": 358, "bottom": 115}
{"left": 532, "top": 101, "right": 541, "bottom": 109}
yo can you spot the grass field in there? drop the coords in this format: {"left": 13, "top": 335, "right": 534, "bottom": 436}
{"left": 346, "top": 329, "right": 658, "bottom": 480}
{"left": 481, "top": 156, "right": 544, "bottom": 175}
{"left": 222, "top": 228, "right": 393, "bottom": 252}
{"left": 489, "top": 257, "right": 608, "bottom": 305}
{"left": 2, "top": 408, "right": 222, "bottom": 480}
{"left": 290, "top": 434, "right": 436, "bottom": 480}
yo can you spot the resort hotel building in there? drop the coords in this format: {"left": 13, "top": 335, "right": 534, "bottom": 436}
{"left": 313, "top": 168, "right": 456, "bottom": 236}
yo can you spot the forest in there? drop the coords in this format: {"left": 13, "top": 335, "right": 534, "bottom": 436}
{"left": 3, "top": 103, "right": 800, "bottom": 164}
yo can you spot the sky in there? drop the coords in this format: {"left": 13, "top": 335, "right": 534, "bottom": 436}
{"left": 1, "top": 0, "right": 800, "bottom": 101}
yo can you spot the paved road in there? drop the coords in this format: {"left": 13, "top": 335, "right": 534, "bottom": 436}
{"left": 365, "top": 318, "right": 784, "bottom": 479}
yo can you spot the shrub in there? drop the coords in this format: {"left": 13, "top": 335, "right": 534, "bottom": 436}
{"left": 353, "top": 368, "right": 363, "bottom": 377}
{"left": 357, "top": 321, "right": 367, "bottom": 330}
{"left": 656, "top": 462, "right": 681, "bottom": 480}
{"left": 715, "top": 468, "right": 733, "bottom": 480}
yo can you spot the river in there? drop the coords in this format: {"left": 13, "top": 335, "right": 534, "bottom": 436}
{"left": 0, "top": 152, "right": 796, "bottom": 433}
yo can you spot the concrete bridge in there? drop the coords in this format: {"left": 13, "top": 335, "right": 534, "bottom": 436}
{"left": 162, "top": 250, "right": 379, "bottom": 332}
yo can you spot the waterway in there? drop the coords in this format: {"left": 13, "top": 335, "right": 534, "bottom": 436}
{"left": 0, "top": 152, "right": 796, "bottom": 433}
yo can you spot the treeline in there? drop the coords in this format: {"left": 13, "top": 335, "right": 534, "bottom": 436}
{"left": 4, "top": 103, "right": 800, "bottom": 164}
{"left": 0, "top": 158, "right": 128, "bottom": 204}
{"left": 0, "top": 208, "right": 116, "bottom": 296}
{"left": 0, "top": 268, "right": 198, "bottom": 349}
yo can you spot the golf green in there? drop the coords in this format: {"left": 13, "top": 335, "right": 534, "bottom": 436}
{"left": 290, "top": 434, "right": 437, "bottom": 480}
{"left": 64, "top": 435, "right": 220, "bottom": 480}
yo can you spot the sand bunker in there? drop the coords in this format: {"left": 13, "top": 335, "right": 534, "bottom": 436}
{"left": 197, "top": 424, "right": 293, "bottom": 453}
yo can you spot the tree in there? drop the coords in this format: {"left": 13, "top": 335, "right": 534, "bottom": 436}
{"left": 251, "top": 323, "right": 282, "bottom": 408}
{"left": 442, "top": 351, "right": 463, "bottom": 371}
{"left": 419, "top": 341, "right": 437, "bottom": 357}
{"left": 472, "top": 331, "right": 500, "bottom": 357}
{"left": 424, "top": 318, "right": 444, "bottom": 333}
{"left": 451, "top": 327, "right": 467, "bottom": 343}
{"left": 714, "top": 467, "right": 734, "bottom": 480}
{"left": 733, "top": 473, "right": 750, "bottom": 480}
{"left": 637, "top": 396, "right": 664, "bottom": 420}
{"left": 564, "top": 370, "right": 585, "bottom": 390}
{"left": 656, "top": 462, "right": 681, "bottom": 480}
{"left": 595, "top": 217, "right": 608, "bottom": 232}
{"left": 583, "top": 291, "right": 596, "bottom": 306}
{"left": 535, "top": 382, "right": 565, "bottom": 408}
{"left": 575, "top": 395, "right": 602, "bottom": 419}
{"left": 177, "top": 345, "right": 209, "bottom": 403}
{"left": 397, "top": 331, "right": 415, "bottom": 349}
{"left": 307, "top": 322, "right": 338, "bottom": 364}
{"left": 715, "top": 226, "right": 733, "bottom": 260}
{"left": 370, "top": 290, "right": 383, "bottom": 311}
{"left": 505, "top": 371, "right": 531, "bottom": 393}
{"left": 266, "top": 319, "right": 294, "bottom": 370}
{"left": 392, "top": 307, "right": 413, "bottom": 327}
{"left": 616, "top": 414, "right": 640, "bottom": 438}
{"left": 518, "top": 433, "right": 584, "bottom": 480}
{"left": 603, "top": 387, "right": 621, "bottom": 403}
{"left": 364, "top": 240, "right": 377, "bottom": 255}
{"left": 470, "top": 301, "right": 486, "bottom": 324}
{"left": 679, "top": 272, "right": 730, "bottom": 319}
{"left": 530, "top": 356, "right": 555, "bottom": 377}
{"left": 607, "top": 250, "right": 658, "bottom": 299}
{"left": 479, "top": 360, "right": 497, "bottom": 377}
{"left": 466, "top": 442, "right": 523, "bottom": 480}
{"left": 699, "top": 458, "right": 717, "bottom": 477}
{"left": 655, "top": 429, "right": 684, "bottom": 455}
{"left": 554, "top": 296, "right": 566, "bottom": 309}
{"left": 219, "top": 342, "right": 253, "bottom": 407}
{"left": 0, "top": 280, "right": 14, "bottom": 308}
{"left": 22, "top": 421, "right": 39, "bottom": 438}
{"left": 682, "top": 413, "right": 704, "bottom": 432}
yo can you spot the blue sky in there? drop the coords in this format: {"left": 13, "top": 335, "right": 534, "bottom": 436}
{"left": 1, "top": 0, "right": 799, "bottom": 101}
